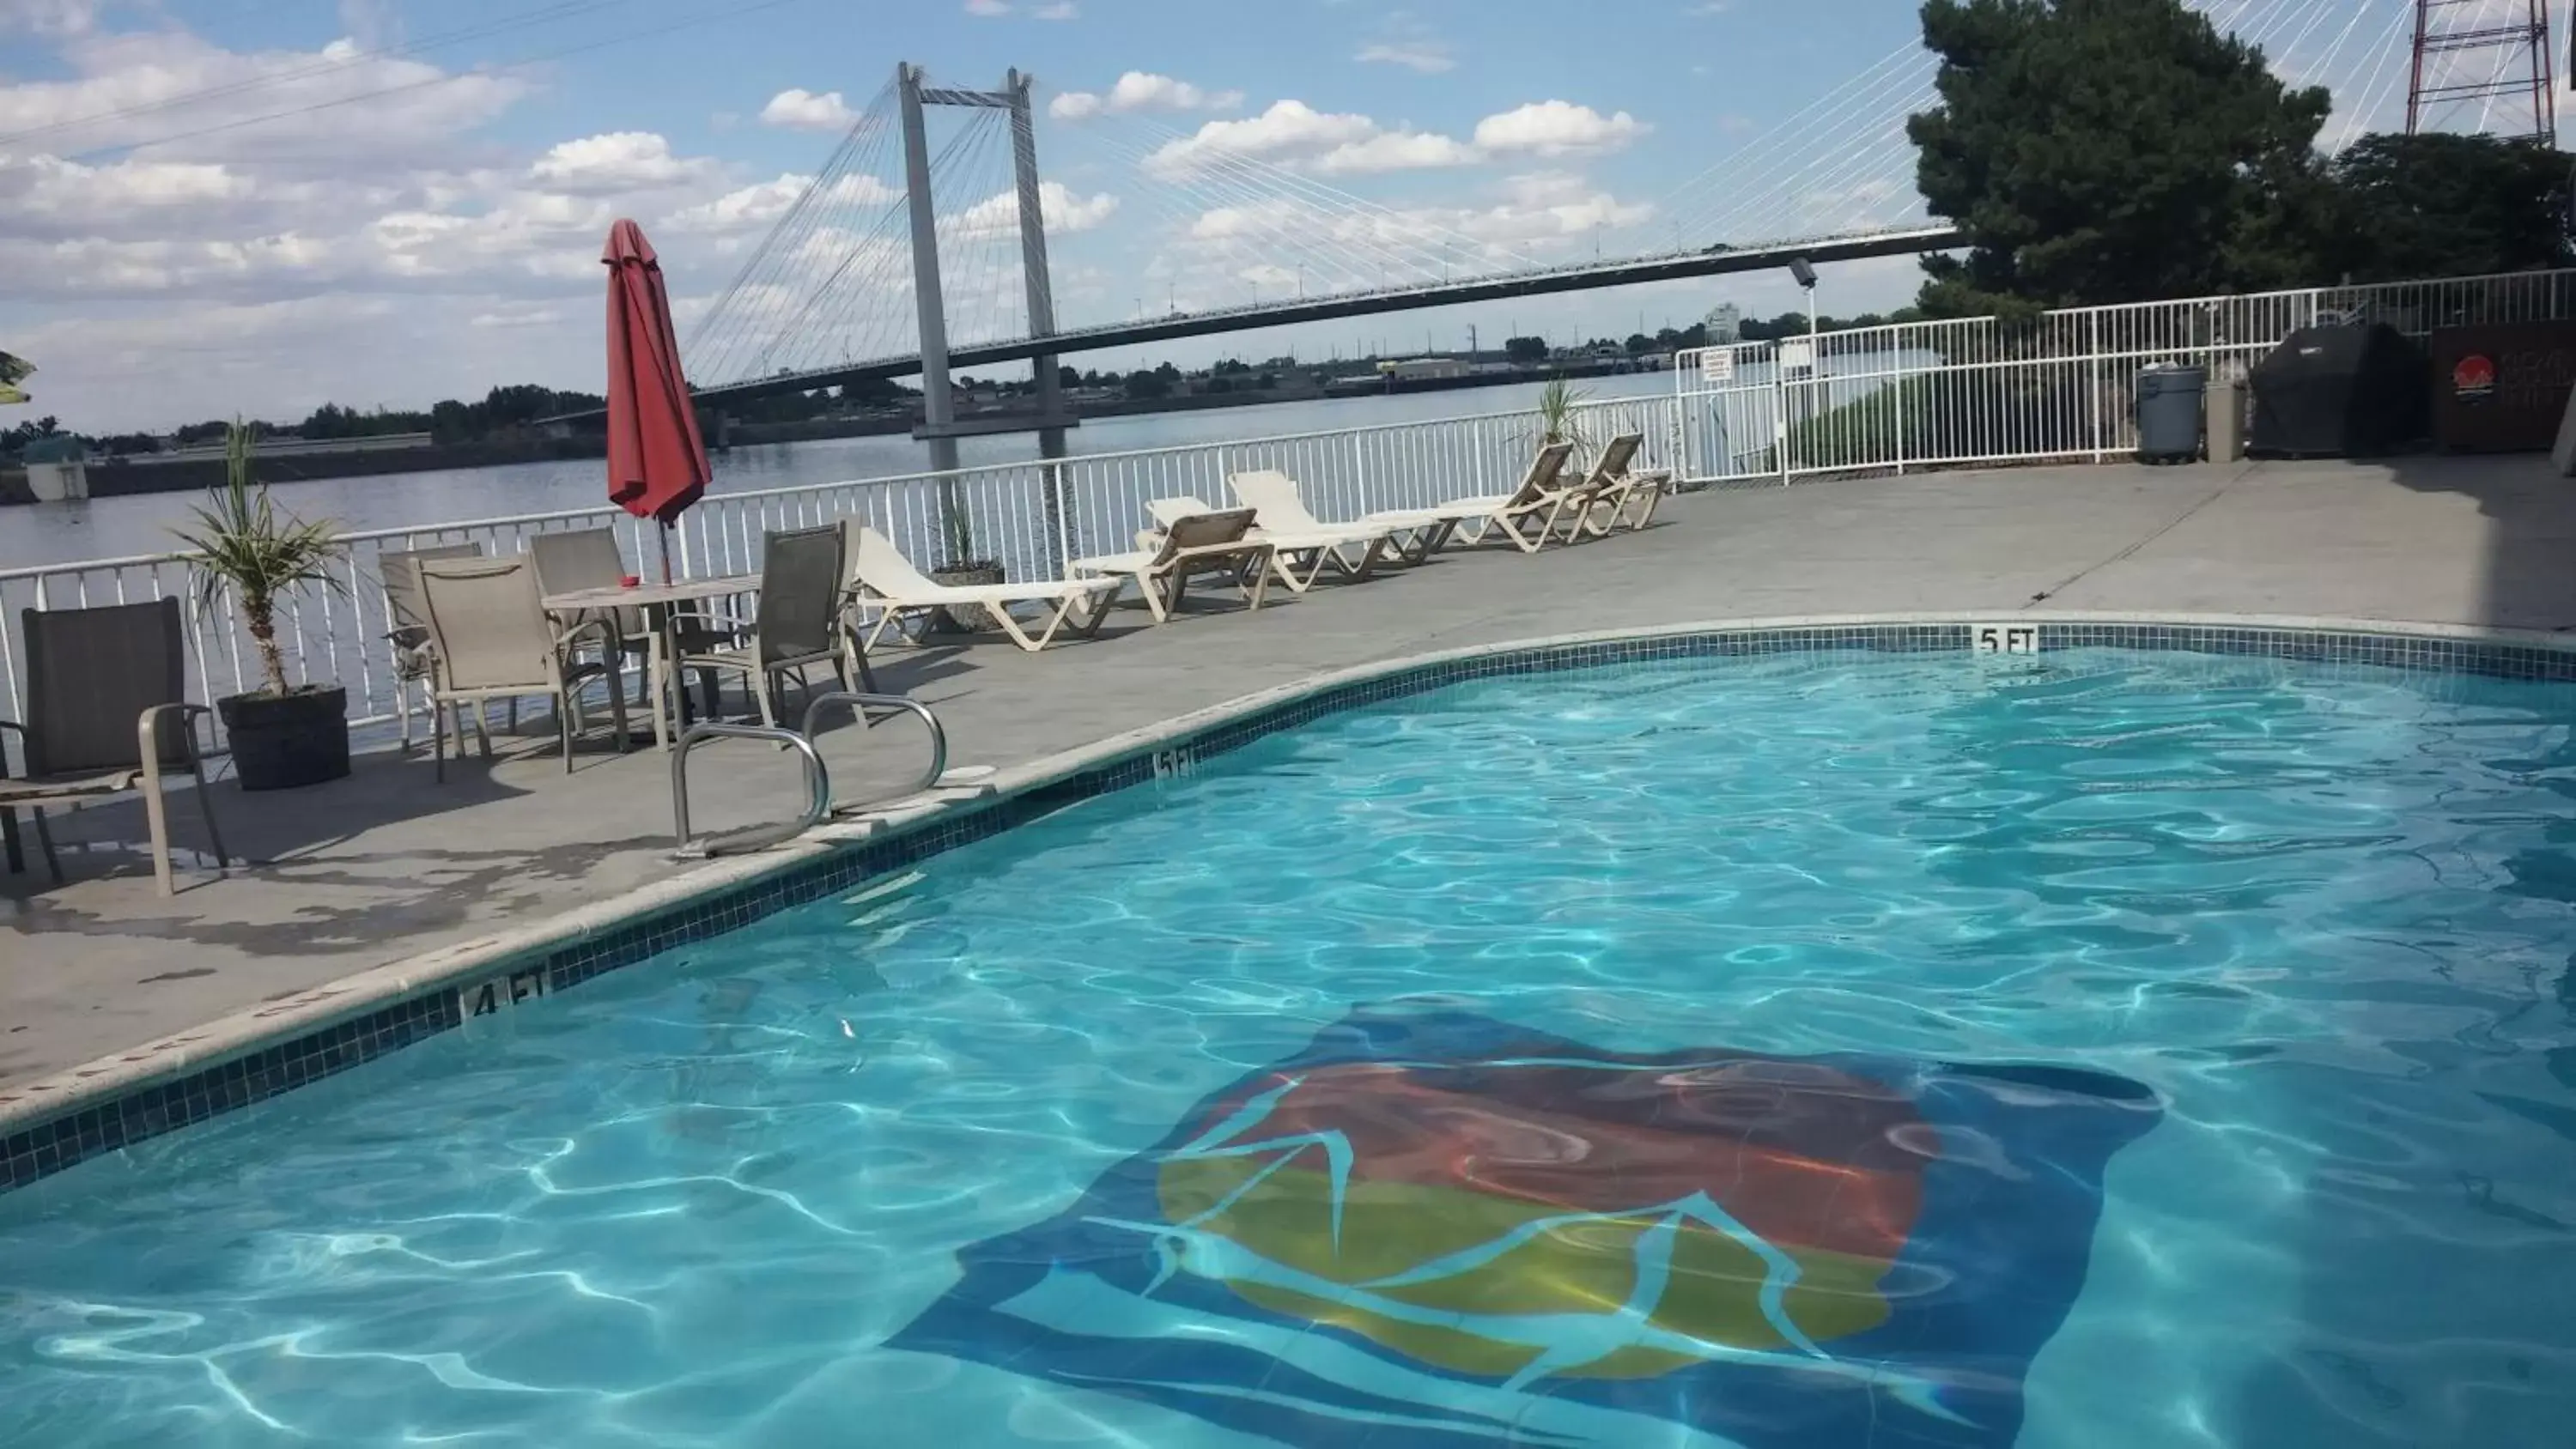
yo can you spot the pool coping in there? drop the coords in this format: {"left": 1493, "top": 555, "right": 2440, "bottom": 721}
{"left": 7, "top": 608, "right": 2574, "bottom": 1192}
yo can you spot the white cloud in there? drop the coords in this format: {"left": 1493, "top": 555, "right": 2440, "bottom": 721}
{"left": 1145, "top": 100, "right": 1379, "bottom": 174}
{"left": 526, "top": 132, "right": 719, "bottom": 192}
{"left": 1309, "top": 130, "right": 1479, "bottom": 175}
{"left": 1180, "top": 171, "right": 1654, "bottom": 279}
{"left": 0, "top": 30, "right": 528, "bottom": 167}
{"left": 963, "top": 0, "right": 1009, "bottom": 13}
{"left": 0, "top": 152, "right": 269, "bottom": 238}
{"left": 1355, "top": 41, "right": 1454, "bottom": 74}
{"left": 664, "top": 171, "right": 900, "bottom": 235}
{"left": 758, "top": 88, "right": 858, "bottom": 133}
{"left": 1472, "top": 100, "right": 1649, "bottom": 157}
{"left": 1049, "top": 71, "right": 1241, "bottom": 121}
{"left": 0, "top": 0, "right": 95, "bottom": 37}
{"left": 949, "top": 179, "right": 1118, "bottom": 239}
{"left": 469, "top": 305, "right": 563, "bottom": 330}
{"left": 1032, "top": 0, "right": 1079, "bottom": 16}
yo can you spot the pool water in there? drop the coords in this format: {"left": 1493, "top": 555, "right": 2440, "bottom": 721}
{"left": 5, "top": 648, "right": 2576, "bottom": 1448}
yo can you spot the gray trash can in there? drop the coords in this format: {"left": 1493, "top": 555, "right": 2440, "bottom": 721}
{"left": 2205, "top": 374, "right": 2246, "bottom": 463}
{"left": 2136, "top": 363, "right": 2208, "bottom": 464}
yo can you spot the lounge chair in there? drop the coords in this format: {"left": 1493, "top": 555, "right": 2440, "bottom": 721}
{"left": 841, "top": 520, "right": 1120, "bottom": 653}
{"left": 673, "top": 524, "right": 866, "bottom": 729}
{"left": 1069, "top": 507, "right": 1275, "bottom": 623}
{"left": 1145, "top": 495, "right": 1388, "bottom": 594}
{"left": 1362, "top": 440, "right": 1579, "bottom": 555}
{"left": 1564, "top": 432, "right": 1669, "bottom": 538}
{"left": 1224, "top": 472, "right": 1400, "bottom": 584}
{"left": 416, "top": 557, "right": 629, "bottom": 782}
{"left": 380, "top": 542, "right": 482, "bottom": 752}
{"left": 1231, "top": 470, "right": 1451, "bottom": 566}
{"left": 0, "top": 599, "right": 229, "bottom": 895}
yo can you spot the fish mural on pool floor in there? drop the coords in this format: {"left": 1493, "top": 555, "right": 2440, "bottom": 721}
{"left": 891, "top": 1007, "right": 2160, "bottom": 1447}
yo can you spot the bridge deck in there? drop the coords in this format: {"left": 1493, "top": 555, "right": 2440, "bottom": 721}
{"left": 683, "top": 227, "right": 1963, "bottom": 408}
{"left": 7, "top": 452, "right": 2571, "bottom": 1094}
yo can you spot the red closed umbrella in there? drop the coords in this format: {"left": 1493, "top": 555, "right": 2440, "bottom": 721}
{"left": 603, "top": 219, "right": 708, "bottom": 580}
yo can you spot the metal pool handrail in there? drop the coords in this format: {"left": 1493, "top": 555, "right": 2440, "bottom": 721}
{"left": 801, "top": 690, "right": 949, "bottom": 814}
{"left": 670, "top": 722, "right": 830, "bottom": 858}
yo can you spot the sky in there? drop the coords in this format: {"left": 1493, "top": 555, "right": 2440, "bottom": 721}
{"left": 0, "top": 0, "right": 2440, "bottom": 432}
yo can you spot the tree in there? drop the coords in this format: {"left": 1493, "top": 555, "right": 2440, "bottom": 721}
{"left": 2318, "top": 133, "right": 2573, "bottom": 282}
{"left": 1124, "top": 368, "right": 1170, "bottom": 400}
{"left": 1907, "top": 0, "right": 2333, "bottom": 316}
{"left": 1625, "top": 332, "right": 1655, "bottom": 355}
{"left": 1059, "top": 366, "right": 1083, "bottom": 390}
{"left": 1504, "top": 335, "right": 1550, "bottom": 365}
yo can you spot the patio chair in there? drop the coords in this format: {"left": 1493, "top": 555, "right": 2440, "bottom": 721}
{"left": 673, "top": 524, "right": 862, "bottom": 729}
{"left": 1144, "top": 495, "right": 1387, "bottom": 596}
{"left": 416, "top": 557, "right": 629, "bottom": 782}
{"left": 1069, "top": 508, "right": 1275, "bottom": 623}
{"left": 841, "top": 520, "right": 1121, "bottom": 653}
{"left": 528, "top": 525, "right": 726, "bottom": 717}
{"left": 1362, "top": 440, "right": 1579, "bottom": 555}
{"left": 0, "top": 599, "right": 228, "bottom": 895}
{"left": 380, "top": 542, "right": 482, "bottom": 752}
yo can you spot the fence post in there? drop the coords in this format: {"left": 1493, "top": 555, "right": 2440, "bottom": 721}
{"left": 1773, "top": 347, "right": 1789, "bottom": 487}
{"left": 2088, "top": 312, "right": 2105, "bottom": 463}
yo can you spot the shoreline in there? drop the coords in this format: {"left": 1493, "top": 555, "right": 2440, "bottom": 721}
{"left": 1, "top": 360, "right": 1662, "bottom": 507}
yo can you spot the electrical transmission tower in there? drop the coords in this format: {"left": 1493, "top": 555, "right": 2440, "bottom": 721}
{"left": 2405, "top": 0, "right": 2555, "bottom": 142}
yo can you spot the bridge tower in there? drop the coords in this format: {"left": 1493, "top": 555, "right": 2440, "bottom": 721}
{"left": 2405, "top": 0, "right": 2555, "bottom": 142}
{"left": 896, "top": 63, "right": 1074, "bottom": 477}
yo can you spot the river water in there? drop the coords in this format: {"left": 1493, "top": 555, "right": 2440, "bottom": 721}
{"left": 3, "top": 373, "right": 1678, "bottom": 573}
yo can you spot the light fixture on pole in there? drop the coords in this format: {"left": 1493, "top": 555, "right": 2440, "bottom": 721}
{"left": 1789, "top": 256, "right": 1819, "bottom": 343}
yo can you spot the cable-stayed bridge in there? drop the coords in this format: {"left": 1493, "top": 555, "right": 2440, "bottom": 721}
{"left": 678, "top": 0, "right": 2468, "bottom": 441}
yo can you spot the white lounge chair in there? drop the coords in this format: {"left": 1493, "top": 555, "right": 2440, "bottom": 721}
{"left": 1224, "top": 470, "right": 1413, "bottom": 573}
{"left": 1070, "top": 507, "right": 1274, "bottom": 623}
{"left": 1564, "top": 432, "right": 1670, "bottom": 538}
{"left": 841, "top": 520, "right": 1120, "bottom": 653}
{"left": 1362, "top": 440, "right": 1580, "bottom": 555}
{"left": 1236, "top": 471, "right": 1455, "bottom": 566}
{"left": 1145, "top": 494, "right": 1388, "bottom": 594}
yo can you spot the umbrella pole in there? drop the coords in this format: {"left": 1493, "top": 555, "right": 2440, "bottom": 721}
{"left": 657, "top": 518, "right": 675, "bottom": 584}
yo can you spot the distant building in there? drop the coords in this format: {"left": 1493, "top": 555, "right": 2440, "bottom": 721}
{"left": 1377, "top": 357, "right": 1469, "bottom": 383}
{"left": 1704, "top": 303, "right": 1743, "bottom": 345}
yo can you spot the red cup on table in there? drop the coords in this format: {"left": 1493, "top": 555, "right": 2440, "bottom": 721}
{"left": 619, "top": 573, "right": 641, "bottom": 588}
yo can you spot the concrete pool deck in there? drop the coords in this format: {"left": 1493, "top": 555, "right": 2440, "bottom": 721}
{"left": 6, "top": 452, "right": 2574, "bottom": 1094}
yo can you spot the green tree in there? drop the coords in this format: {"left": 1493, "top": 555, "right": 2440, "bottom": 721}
{"left": 1124, "top": 368, "right": 1170, "bottom": 401}
{"left": 1625, "top": 332, "right": 1655, "bottom": 355}
{"left": 1907, "top": 0, "right": 2332, "bottom": 316}
{"left": 2319, "top": 132, "right": 2573, "bottom": 282}
{"left": 1504, "top": 335, "right": 1550, "bottom": 365}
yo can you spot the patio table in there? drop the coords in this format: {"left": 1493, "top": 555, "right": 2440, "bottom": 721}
{"left": 544, "top": 573, "right": 760, "bottom": 750}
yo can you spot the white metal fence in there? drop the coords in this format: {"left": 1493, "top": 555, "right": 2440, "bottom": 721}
{"left": 0, "top": 391, "right": 1679, "bottom": 741}
{"left": 1674, "top": 267, "right": 2576, "bottom": 486}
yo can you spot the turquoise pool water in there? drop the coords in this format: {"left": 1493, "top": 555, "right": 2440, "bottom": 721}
{"left": 5, "top": 647, "right": 2576, "bottom": 1447}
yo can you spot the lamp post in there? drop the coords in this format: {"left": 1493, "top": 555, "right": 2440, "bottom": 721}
{"left": 1777, "top": 256, "right": 1820, "bottom": 486}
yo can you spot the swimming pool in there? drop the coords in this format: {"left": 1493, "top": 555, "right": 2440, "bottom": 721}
{"left": 4, "top": 643, "right": 2573, "bottom": 1447}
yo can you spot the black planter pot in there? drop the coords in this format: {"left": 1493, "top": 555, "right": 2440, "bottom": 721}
{"left": 927, "top": 561, "right": 1005, "bottom": 634}
{"left": 218, "top": 684, "right": 351, "bottom": 791}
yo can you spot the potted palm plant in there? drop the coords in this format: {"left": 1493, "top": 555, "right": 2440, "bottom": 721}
{"left": 928, "top": 477, "right": 1004, "bottom": 634}
{"left": 1535, "top": 377, "right": 1591, "bottom": 458}
{"left": 173, "top": 423, "right": 351, "bottom": 791}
